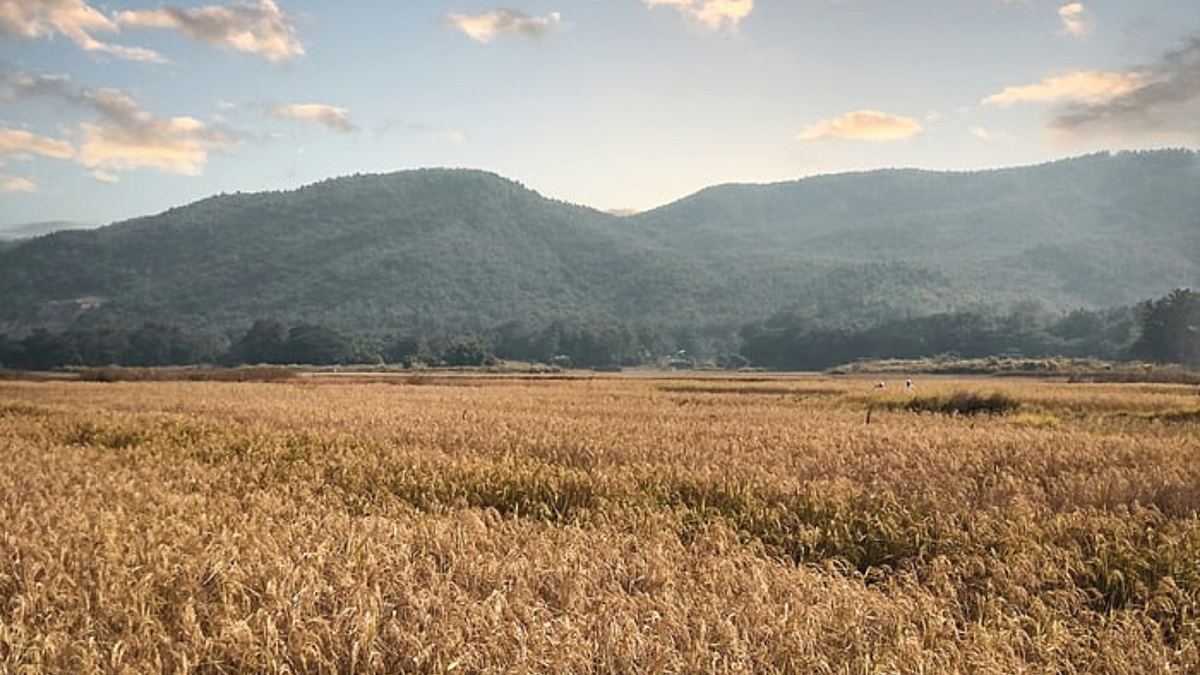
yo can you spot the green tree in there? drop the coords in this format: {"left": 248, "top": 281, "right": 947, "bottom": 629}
{"left": 438, "top": 336, "right": 495, "bottom": 367}
{"left": 19, "top": 329, "right": 78, "bottom": 370}
{"left": 284, "top": 324, "right": 354, "bottom": 365}
{"left": 0, "top": 334, "right": 24, "bottom": 368}
{"left": 229, "top": 319, "right": 288, "bottom": 364}
{"left": 1131, "top": 288, "right": 1198, "bottom": 367}
{"left": 66, "top": 327, "right": 131, "bottom": 366}
{"left": 125, "top": 323, "right": 220, "bottom": 366}
{"left": 382, "top": 334, "right": 429, "bottom": 367}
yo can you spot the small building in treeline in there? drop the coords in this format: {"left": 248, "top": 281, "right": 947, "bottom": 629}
{"left": 665, "top": 350, "right": 694, "bottom": 370}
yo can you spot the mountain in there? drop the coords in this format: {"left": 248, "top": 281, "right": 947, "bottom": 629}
{"left": 634, "top": 150, "right": 1199, "bottom": 309}
{"left": 0, "top": 170, "right": 726, "bottom": 334}
{"left": 0, "top": 221, "right": 93, "bottom": 241}
{"left": 0, "top": 151, "right": 1196, "bottom": 337}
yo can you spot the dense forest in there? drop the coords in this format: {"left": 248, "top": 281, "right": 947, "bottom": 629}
{"left": 0, "top": 288, "right": 1195, "bottom": 371}
{"left": 0, "top": 150, "right": 1196, "bottom": 370}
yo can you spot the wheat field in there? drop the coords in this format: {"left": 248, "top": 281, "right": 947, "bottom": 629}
{"left": 0, "top": 373, "right": 1197, "bottom": 674}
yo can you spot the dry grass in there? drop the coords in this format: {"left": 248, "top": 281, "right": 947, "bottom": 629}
{"left": 830, "top": 357, "right": 1200, "bottom": 385}
{"left": 0, "top": 375, "right": 1197, "bottom": 673}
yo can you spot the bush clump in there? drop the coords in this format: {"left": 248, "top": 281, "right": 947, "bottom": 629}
{"left": 904, "top": 391, "right": 1020, "bottom": 417}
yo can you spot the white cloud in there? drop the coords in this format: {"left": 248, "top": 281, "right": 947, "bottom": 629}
{"left": 89, "top": 168, "right": 118, "bottom": 183}
{"left": 269, "top": 103, "right": 357, "bottom": 133}
{"left": 445, "top": 9, "right": 561, "bottom": 43}
{"left": 0, "top": 173, "right": 37, "bottom": 192}
{"left": 0, "top": 125, "right": 75, "bottom": 163}
{"left": 75, "top": 89, "right": 240, "bottom": 176}
{"left": 970, "top": 126, "right": 991, "bottom": 141}
{"left": 643, "top": 0, "right": 753, "bottom": 31}
{"left": 0, "top": 0, "right": 165, "bottom": 62}
{"left": 797, "top": 110, "right": 922, "bottom": 142}
{"left": 118, "top": 0, "right": 303, "bottom": 64}
{"left": 3, "top": 73, "right": 241, "bottom": 177}
{"left": 983, "top": 70, "right": 1145, "bottom": 106}
{"left": 1058, "top": 3, "right": 1091, "bottom": 38}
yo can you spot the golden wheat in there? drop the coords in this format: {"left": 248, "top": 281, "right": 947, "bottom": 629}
{"left": 0, "top": 374, "right": 1196, "bottom": 673}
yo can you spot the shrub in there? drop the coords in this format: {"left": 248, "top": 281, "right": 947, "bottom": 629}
{"left": 904, "top": 391, "right": 1020, "bottom": 416}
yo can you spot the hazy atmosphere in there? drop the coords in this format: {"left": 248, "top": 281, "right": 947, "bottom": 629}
{"left": 2, "top": 0, "right": 1199, "bottom": 227}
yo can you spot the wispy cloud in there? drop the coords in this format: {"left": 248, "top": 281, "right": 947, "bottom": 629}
{"left": 1058, "top": 3, "right": 1091, "bottom": 38}
{"left": 405, "top": 123, "right": 468, "bottom": 146}
{"left": 797, "top": 110, "right": 922, "bottom": 142}
{"left": 118, "top": 0, "right": 303, "bottom": 64}
{"left": 89, "top": 168, "right": 118, "bottom": 183}
{"left": 1050, "top": 36, "right": 1200, "bottom": 139}
{"left": 983, "top": 36, "right": 1200, "bottom": 141}
{"left": 983, "top": 70, "right": 1144, "bottom": 106}
{"left": 1, "top": 73, "right": 54, "bottom": 107}
{"left": 0, "top": 122, "right": 72, "bottom": 195}
{"left": 2, "top": 71, "right": 240, "bottom": 177}
{"left": 0, "top": 0, "right": 165, "bottom": 62}
{"left": 1, "top": 70, "right": 76, "bottom": 104}
{"left": 76, "top": 89, "right": 240, "bottom": 176}
{"left": 0, "top": 173, "right": 37, "bottom": 192}
{"left": 445, "top": 9, "right": 561, "bottom": 43}
{"left": 643, "top": 0, "right": 753, "bottom": 32}
{"left": 268, "top": 103, "right": 357, "bottom": 133}
{"left": 0, "top": 124, "right": 75, "bottom": 163}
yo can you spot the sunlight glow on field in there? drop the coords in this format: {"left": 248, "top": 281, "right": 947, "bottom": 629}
{"left": 1, "top": 374, "right": 1197, "bottom": 673}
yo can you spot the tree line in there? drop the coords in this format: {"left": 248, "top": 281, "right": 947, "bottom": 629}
{"left": 1, "top": 289, "right": 1194, "bottom": 371}
{"left": 741, "top": 289, "right": 1195, "bottom": 370}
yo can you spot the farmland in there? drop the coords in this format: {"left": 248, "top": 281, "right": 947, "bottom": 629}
{"left": 1, "top": 373, "right": 1197, "bottom": 674}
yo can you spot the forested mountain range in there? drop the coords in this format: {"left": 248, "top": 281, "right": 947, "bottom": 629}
{"left": 633, "top": 149, "right": 1199, "bottom": 310}
{"left": 0, "top": 150, "right": 1196, "bottom": 339}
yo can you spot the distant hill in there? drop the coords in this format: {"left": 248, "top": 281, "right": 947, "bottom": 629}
{"left": 0, "top": 151, "right": 1196, "bottom": 336}
{"left": 0, "top": 170, "right": 721, "bottom": 334}
{"left": 633, "top": 150, "right": 1199, "bottom": 309}
{"left": 0, "top": 221, "right": 93, "bottom": 240}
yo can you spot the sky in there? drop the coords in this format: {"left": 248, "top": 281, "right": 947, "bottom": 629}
{"left": 0, "top": 0, "right": 1198, "bottom": 228}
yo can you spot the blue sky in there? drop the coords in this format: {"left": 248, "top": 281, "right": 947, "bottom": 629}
{"left": 1, "top": 0, "right": 1197, "bottom": 227}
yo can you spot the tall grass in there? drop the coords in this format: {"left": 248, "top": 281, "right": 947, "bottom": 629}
{"left": 0, "top": 376, "right": 1196, "bottom": 673}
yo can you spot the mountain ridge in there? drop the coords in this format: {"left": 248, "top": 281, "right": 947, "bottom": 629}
{"left": 0, "top": 150, "right": 1196, "bottom": 337}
